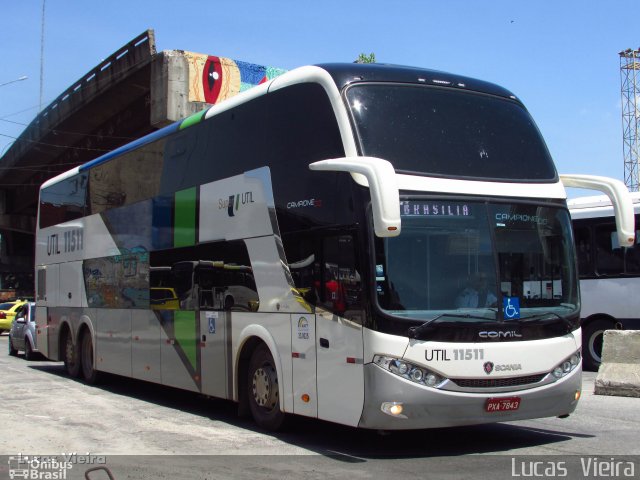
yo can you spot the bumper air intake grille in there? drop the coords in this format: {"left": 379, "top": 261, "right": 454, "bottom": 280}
{"left": 451, "top": 373, "right": 547, "bottom": 389}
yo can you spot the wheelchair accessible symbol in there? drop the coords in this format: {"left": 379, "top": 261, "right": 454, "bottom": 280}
{"left": 503, "top": 297, "right": 520, "bottom": 319}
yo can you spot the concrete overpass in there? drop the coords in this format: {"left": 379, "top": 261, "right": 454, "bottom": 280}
{"left": 0, "top": 29, "right": 284, "bottom": 297}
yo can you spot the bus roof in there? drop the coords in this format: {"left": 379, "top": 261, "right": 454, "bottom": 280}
{"left": 568, "top": 191, "right": 640, "bottom": 219}
{"left": 316, "top": 63, "right": 519, "bottom": 101}
{"left": 568, "top": 191, "right": 640, "bottom": 208}
{"left": 40, "top": 62, "right": 523, "bottom": 191}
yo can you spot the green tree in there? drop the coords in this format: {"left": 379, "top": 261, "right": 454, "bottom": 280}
{"left": 355, "top": 52, "right": 376, "bottom": 64}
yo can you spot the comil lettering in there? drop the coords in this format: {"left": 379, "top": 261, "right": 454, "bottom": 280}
{"left": 479, "top": 330, "right": 522, "bottom": 339}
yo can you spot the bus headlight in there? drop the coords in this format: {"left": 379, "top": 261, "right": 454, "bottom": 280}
{"left": 551, "top": 351, "right": 581, "bottom": 379}
{"left": 425, "top": 373, "right": 440, "bottom": 387}
{"left": 373, "top": 355, "right": 446, "bottom": 388}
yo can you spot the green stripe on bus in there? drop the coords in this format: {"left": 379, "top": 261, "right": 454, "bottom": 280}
{"left": 174, "top": 310, "right": 197, "bottom": 371}
{"left": 179, "top": 110, "right": 207, "bottom": 130}
{"left": 174, "top": 187, "right": 196, "bottom": 247}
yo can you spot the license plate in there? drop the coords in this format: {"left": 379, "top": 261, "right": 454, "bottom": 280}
{"left": 485, "top": 396, "right": 521, "bottom": 412}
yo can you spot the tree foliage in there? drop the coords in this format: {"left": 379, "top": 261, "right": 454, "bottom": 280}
{"left": 355, "top": 52, "right": 376, "bottom": 64}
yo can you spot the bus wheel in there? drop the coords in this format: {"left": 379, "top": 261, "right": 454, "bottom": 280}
{"left": 63, "top": 332, "right": 81, "bottom": 378}
{"left": 247, "top": 344, "right": 285, "bottom": 431}
{"left": 582, "top": 320, "right": 613, "bottom": 371}
{"left": 224, "top": 296, "right": 234, "bottom": 311}
{"left": 80, "top": 331, "right": 99, "bottom": 384}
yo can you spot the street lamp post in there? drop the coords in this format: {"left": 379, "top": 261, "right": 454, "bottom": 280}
{"left": 0, "top": 76, "right": 28, "bottom": 88}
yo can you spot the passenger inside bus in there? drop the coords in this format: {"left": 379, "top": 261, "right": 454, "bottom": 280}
{"left": 455, "top": 273, "right": 497, "bottom": 308}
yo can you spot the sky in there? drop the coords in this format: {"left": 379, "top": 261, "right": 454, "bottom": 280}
{"left": 0, "top": 0, "right": 638, "bottom": 192}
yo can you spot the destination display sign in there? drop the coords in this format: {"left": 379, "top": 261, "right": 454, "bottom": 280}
{"left": 400, "top": 201, "right": 474, "bottom": 218}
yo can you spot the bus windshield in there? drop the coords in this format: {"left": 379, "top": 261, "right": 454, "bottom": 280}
{"left": 345, "top": 83, "right": 557, "bottom": 181}
{"left": 374, "top": 199, "right": 579, "bottom": 325}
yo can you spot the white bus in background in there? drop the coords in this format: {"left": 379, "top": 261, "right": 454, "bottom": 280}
{"left": 569, "top": 192, "right": 640, "bottom": 370}
{"left": 35, "top": 62, "right": 635, "bottom": 431}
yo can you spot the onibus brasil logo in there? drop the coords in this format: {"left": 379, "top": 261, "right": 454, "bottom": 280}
{"left": 8, "top": 453, "right": 107, "bottom": 479}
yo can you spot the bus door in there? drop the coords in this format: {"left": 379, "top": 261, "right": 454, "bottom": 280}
{"left": 286, "top": 233, "right": 365, "bottom": 424}
{"left": 199, "top": 310, "right": 230, "bottom": 399}
{"left": 315, "top": 235, "right": 365, "bottom": 427}
{"left": 60, "top": 261, "right": 86, "bottom": 308}
{"left": 316, "top": 310, "right": 364, "bottom": 427}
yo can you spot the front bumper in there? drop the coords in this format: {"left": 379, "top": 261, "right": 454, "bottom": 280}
{"left": 358, "top": 362, "right": 581, "bottom": 430}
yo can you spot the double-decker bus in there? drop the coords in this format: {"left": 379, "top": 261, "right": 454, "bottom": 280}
{"left": 569, "top": 192, "right": 640, "bottom": 370}
{"left": 35, "top": 63, "right": 634, "bottom": 431}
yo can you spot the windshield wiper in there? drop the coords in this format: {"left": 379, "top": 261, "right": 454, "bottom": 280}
{"left": 518, "top": 311, "right": 574, "bottom": 330}
{"left": 407, "top": 314, "right": 447, "bottom": 339}
{"left": 407, "top": 312, "right": 495, "bottom": 339}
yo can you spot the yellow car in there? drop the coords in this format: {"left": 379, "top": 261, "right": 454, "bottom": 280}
{"left": 150, "top": 288, "right": 179, "bottom": 310}
{"left": 0, "top": 300, "right": 28, "bottom": 334}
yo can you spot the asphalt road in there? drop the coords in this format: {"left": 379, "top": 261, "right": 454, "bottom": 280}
{"left": 0, "top": 333, "right": 638, "bottom": 480}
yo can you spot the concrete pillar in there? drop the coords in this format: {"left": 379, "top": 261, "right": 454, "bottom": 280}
{"left": 150, "top": 51, "right": 208, "bottom": 128}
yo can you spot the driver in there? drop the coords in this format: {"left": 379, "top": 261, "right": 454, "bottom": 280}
{"left": 455, "top": 273, "right": 497, "bottom": 308}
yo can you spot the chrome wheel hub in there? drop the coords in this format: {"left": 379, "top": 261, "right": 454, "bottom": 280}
{"left": 252, "top": 365, "right": 278, "bottom": 410}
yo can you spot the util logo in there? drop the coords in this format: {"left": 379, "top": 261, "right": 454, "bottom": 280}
{"left": 227, "top": 191, "right": 255, "bottom": 217}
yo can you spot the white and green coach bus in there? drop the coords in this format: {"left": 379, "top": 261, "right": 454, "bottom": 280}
{"left": 35, "top": 63, "right": 634, "bottom": 431}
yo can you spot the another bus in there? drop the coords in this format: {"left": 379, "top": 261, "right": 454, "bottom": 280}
{"left": 35, "top": 63, "right": 634, "bottom": 431}
{"left": 569, "top": 192, "right": 640, "bottom": 370}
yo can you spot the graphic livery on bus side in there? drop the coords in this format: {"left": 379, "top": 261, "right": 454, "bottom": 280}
{"left": 569, "top": 192, "right": 640, "bottom": 370}
{"left": 35, "top": 63, "right": 635, "bottom": 430}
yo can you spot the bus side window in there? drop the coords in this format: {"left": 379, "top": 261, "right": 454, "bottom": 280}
{"left": 321, "top": 235, "right": 363, "bottom": 321}
{"left": 623, "top": 227, "right": 640, "bottom": 274}
{"left": 573, "top": 226, "right": 593, "bottom": 277}
{"left": 150, "top": 241, "right": 258, "bottom": 312}
{"left": 284, "top": 235, "right": 321, "bottom": 305}
{"left": 197, "top": 241, "right": 258, "bottom": 312}
{"left": 284, "top": 233, "right": 363, "bottom": 321}
{"left": 39, "top": 173, "right": 88, "bottom": 229}
{"left": 595, "top": 223, "right": 624, "bottom": 275}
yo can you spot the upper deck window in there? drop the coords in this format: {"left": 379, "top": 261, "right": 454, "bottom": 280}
{"left": 39, "top": 173, "right": 88, "bottom": 229}
{"left": 346, "top": 84, "right": 557, "bottom": 182}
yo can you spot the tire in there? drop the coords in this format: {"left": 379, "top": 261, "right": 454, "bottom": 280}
{"left": 24, "top": 338, "right": 34, "bottom": 361}
{"left": 63, "top": 332, "right": 81, "bottom": 378}
{"left": 582, "top": 319, "right": 614, "bottom": 371}
{"left": 224, "top": 296, "right": 234, "bottom": 311}
{"left": 8, "top": 335, "right": 18, "bottom": 356}
{"left": 80, "top": 331, "right": 99, "bottom": 384}
{"left": 247, "top": 344, "right": 286, "bottom": 431}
